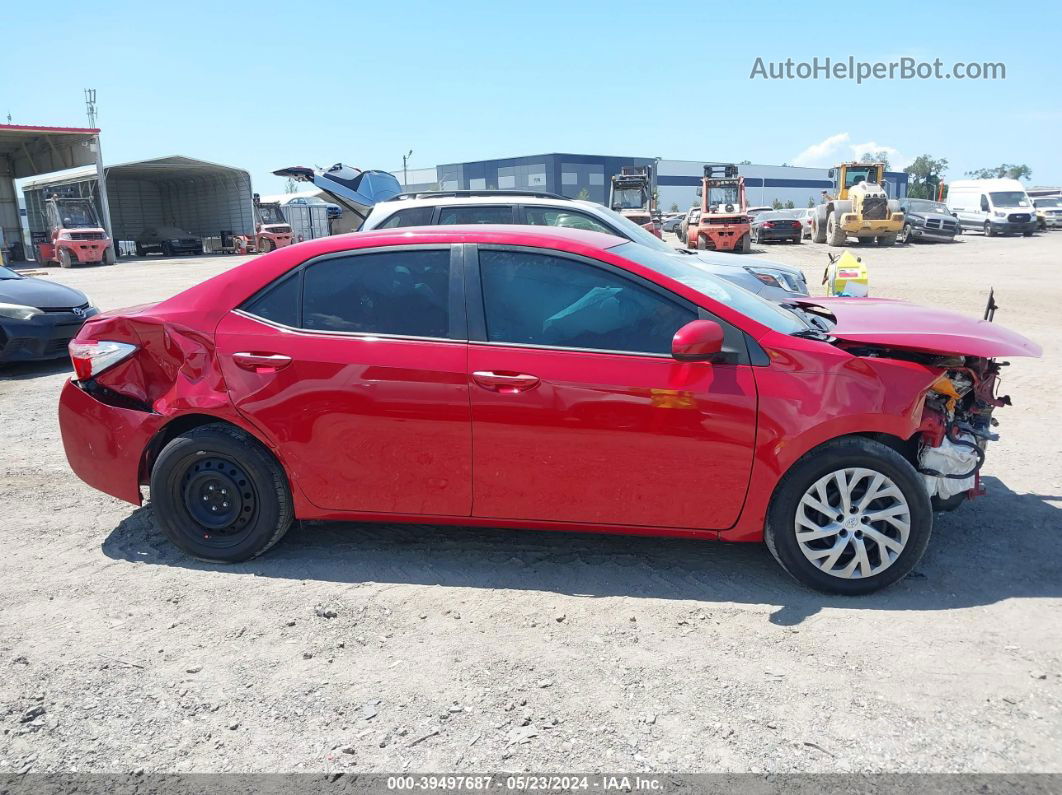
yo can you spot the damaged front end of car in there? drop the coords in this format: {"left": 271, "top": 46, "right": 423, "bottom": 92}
{"left": 793, "top": 290, "right": 1041, "bottom": 511}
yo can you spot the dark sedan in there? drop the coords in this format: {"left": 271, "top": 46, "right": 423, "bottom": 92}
{"left": 0, "top": 267, "right": 98, "bottom": 364}
{"left": 751, "top": 212, "right": 802, "bottom": 244}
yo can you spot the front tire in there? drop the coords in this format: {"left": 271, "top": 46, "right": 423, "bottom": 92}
{"left": 899, "top": 224, "right": 911, "bottom": 244}
{"left": 826, "top": 214, "right": 847, "bottom": 246}
{"left": 58, "top": 249, "right": 73, "bottom": 268}
{"left": 984, "top": 222, "right": 996, "bottom": 237}
{"left": 764, "top": 437, "right": 932, "bottom": 595}
{"left": 149, "top": 424, "right": 294, "bottom": 563}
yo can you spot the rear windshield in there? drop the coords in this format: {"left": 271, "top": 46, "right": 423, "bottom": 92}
{"left": 610, "top": 242, "right": 806, "bottom": 334}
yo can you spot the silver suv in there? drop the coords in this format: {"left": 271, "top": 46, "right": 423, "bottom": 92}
{"left": 360, "top": 191, "right": 809, "bottom": 300}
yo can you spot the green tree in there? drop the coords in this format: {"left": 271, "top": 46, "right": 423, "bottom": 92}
{"left": 904, "top": 154, "right": 949, "bottom": 199}
{"left": 738, "top": 160, "right": 751, "bottom": 165}
{"left": 284, "top": 178, "right": 298, "bottom": 194}
{"left": 784, "top": 200, "right": 795, "bottom": 209}
{"left": 669, "top": 202, "right": 679, "bottom": 212}
{"left": 965, "top": 164, "right": 1033, "bottom": 181}
{"left": 576, "top": 187, "right": 590, "bottom": 201}
{"left": 860, "top": 150, "right": 892, "bottom": 172}
{"left": 771, "top": 199, "right": 783, "bottom": 210}
{"left": 807, "top": 196, "right": 816, "bottom": 208}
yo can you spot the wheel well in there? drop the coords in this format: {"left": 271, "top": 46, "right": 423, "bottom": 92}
{"left": 768, "top": 431, "right": 918, "bottom": 509}
{"left": 139, "top": 414, "right": 251, "bottom": 485}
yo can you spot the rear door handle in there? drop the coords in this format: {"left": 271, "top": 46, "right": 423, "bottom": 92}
{"left": 472, "top": 370, "right": 540, "bottom": 393}
{"left": 232, "top": 352, "right": 293, "bottom": 372}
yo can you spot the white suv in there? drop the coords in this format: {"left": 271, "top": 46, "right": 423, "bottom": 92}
{"left": 359, "top": 191, "right": 809, "bottom": 300}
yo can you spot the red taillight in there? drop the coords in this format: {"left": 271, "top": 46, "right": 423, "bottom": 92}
{"left": 68, "top": 340, "right": 138, "bottom": 380}
{"left": 763, "top": 221, "right": 774, "bottom": 228}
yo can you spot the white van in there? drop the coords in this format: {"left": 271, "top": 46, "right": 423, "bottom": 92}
{"left": 946, "top": 178, "right": 1038, "bottom": 237}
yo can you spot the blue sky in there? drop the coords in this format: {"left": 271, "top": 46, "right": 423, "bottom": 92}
{"left": 3, "top": 1, "right": 1059, "bottom": 193}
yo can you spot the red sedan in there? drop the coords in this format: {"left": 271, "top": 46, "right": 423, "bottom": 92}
{"left": 58, "top": 225, "right": 1040, "bottom": 594}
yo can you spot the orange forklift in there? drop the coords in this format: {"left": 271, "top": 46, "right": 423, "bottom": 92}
{"left": 35, "top": 195, "right": 114, "bottom": 267}
{"left": 688, "top": 164, "right": 751, "bottom": 253}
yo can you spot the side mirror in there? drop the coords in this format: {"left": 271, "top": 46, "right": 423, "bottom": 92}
{"left": 672, "top": 319, "right": 724, "bottom": 362}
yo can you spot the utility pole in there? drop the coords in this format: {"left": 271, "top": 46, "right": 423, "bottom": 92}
{"left": 84, "top": 88, "right": 114, "bottom": 256}
{"left": 84, "top": 89, "right": 97, "bottom": 128}
{"left": 402, "top": 149, "right": 413, "bottom": 188}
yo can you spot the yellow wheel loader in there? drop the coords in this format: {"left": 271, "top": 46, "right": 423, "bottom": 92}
{"left": 811, "top": 162, "right": 904, "bottom": 247}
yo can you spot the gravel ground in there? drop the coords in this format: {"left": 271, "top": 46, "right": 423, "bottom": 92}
{"left": 1, "top": 234, "right": 1060, "bottom": 775}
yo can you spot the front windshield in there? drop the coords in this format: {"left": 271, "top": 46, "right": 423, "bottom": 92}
{"left": 707, "top": 185, "right": 740, "bottom": 208}
{"left": 1034, "top": 197, "right": 1061, "bottom": 208}
{"left": 592, "top": 205, "right": 674, "bottom": 252}
{"left": 57, "top": 199, "right": 99, "bottom": 229}
{"left": 0, "top": 266, "right": 20, "bottom": 280}
{"left": 844, "top": 166, "right": 878, "bottom": 188}
{"left": 257, "top": 204, "right": 286, "bottom": 224}
{"left": 989, "top": 191, "right": 1029, "bottom": 207}
{"left": 906, "top": 199, "right": 948, "bottom": 213}
{"left": 612, "top": 187, "right": 647, "bottom": 210}
{"left": 611, "top": 242, "right": 807, "bottom": 335}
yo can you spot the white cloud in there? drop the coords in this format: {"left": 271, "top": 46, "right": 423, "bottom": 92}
{"left": 849, "top": 140, "right": 911, "bottom": 171}
{"left": 791, "top": 133, "right": 911, "bottom": 171}
{"left": 792, "top": 132, "right": 850, "bottom": 167}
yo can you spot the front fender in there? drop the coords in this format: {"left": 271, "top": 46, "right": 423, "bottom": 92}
{"left": 720, "top": 345, "right": 941, "bottom": 541}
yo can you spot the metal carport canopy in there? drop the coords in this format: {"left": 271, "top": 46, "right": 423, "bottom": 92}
{"left": 102, "top": 155, "right": 254, "bottom": 240}
{"left": 0, "top": 124, "right": 101, "bottom": 256}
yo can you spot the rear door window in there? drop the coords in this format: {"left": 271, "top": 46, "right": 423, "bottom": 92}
{"left": 376, "top": 207, "right": 436, "bottom": 228}
{"left": 437, "top": 206, "right": 515, "bottom": 225}
{"left": 302, "top": 249, "right": 452, "bottom": 338}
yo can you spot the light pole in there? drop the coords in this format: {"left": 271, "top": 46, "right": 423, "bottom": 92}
{"left": 402, "top": 150, "right": 413, "bottom": 188}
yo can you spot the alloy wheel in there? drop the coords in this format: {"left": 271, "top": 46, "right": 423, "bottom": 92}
{"left": 794, "top": 467, "right": 911, "bottom": 579}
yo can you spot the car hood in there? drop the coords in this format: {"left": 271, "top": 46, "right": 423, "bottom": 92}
{"left": 0, "top": 274, "right": 89, "bottom": 309}
{"left": 793, "top": 296, "right": 1041, "bottom": 358}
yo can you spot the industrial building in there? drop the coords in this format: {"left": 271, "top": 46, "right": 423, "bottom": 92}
{"left": 410, "top": 153, "right": 909, "bottom": 210}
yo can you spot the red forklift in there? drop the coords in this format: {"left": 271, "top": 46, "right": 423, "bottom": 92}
{"left": 231, "top": 196, "right": 294, "bottom": 254}
{"left": 35, "top": 195, "right": 114, "bottom": 267}
{"left": 688, "top": 164, "right": 751, "bottom": 253}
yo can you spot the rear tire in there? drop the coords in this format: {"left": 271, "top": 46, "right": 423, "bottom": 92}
{"left": 259, "top": 238, "right": 274, "bottom": 254}
{"left": 764, "top": 437, "right": 932, "bottom": 595}
{"left": 135, "top": 243, "right": 145, "bottom": 257}
{"left": 1022, "top": 231, "right": 1034, "bottom": 237}
{"left": 161, "top": 242, "right": 173, "bottom": 257}
{"left": 739, "top": 233, "right": 751, "bottom": 254}
{"left": 696, "top": 234, "right": 706, "bottom": 250}
{"left": 149, "top": 423, "right": 294, "bottom": 563}
{"left": 58, "top": 249, "right": 73, "bottom": 268}
{"left": 877, "top": 233, "right": 897, "bottom": 246}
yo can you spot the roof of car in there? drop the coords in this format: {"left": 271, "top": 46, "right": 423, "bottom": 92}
{"left": 367, "top": 193, "right": 607, "bottom": 212}
{"left": 349, "top": 223, "right": 626, "bottom": 249}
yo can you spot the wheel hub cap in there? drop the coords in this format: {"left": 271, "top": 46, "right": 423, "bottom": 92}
{"left": 794, "top": 467, "right": 911, "bottom": 580}
{"left": 182, "top": 457, "right": 255, "bottom": 535}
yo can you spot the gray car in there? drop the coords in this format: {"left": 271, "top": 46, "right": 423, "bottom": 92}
{"left": 359, "top": 191, "right": 809, "bottom": 301}
{"left": 0, "top": 266, "right": 98, "bottom": 364}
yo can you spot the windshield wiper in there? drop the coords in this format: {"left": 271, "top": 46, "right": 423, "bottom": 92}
{"left": 791, "top": 328, "right": 830, "bottom": 340}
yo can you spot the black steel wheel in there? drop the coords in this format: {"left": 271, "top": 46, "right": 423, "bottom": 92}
{"left": 150, "top": 423, "right": 294, "bottom": 562}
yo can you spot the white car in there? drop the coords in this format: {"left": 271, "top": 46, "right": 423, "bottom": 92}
{"left": 358, "top": 191, "right": 809, "bottom": 300}
{"left": 788, "top": 208, "right": 815, "bottom": 238}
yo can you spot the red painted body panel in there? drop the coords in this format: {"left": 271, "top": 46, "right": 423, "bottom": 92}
{"left": 57, "top": 225, "right": 1042, "bottom": 548}
{"left": 467, "top": 344, "right": 757, "bottom": 528}
{"left": 796, "top": 296, "right": 1043, "bottom": 358}
{"left": 213, "top": 312, "right": 472, "bottom": 516}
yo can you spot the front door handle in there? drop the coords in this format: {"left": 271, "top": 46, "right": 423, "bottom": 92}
{"left": 472, "top": 370, "right": 540, "bottom": 393}
{"left": 232, "top": 352, "right": 293, "bottom": 372}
